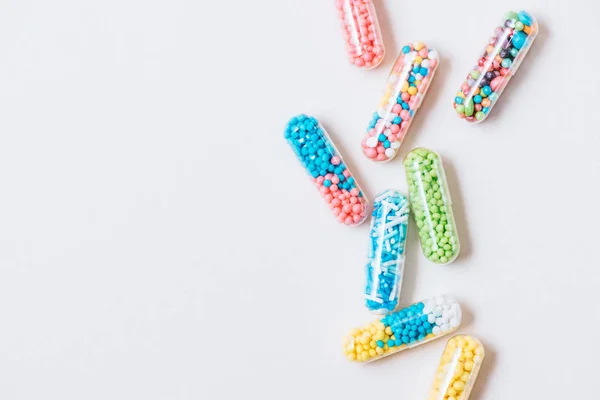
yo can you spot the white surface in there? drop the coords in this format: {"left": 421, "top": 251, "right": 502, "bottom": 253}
{"left": 0, "top": 1, "right": 598, "bottom": 399}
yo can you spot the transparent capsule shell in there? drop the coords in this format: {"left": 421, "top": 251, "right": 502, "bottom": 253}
{"left": 335, "top": 0, "right": 385, "bottom": 70}
{"left": 404, "top": 148, "right": 460, "bottom": 264}
{"left": 364, "top": 190, "right": 409, "bottom": 314}
{"left": 344, "top": 295, "right": 461, "bottom": 363}
{"left": 453, "top": 10, "right": 538, "bottom": 122}
{"left": 363, "top": 42, "right": 439, "bottom": 162}
{"left": 428, "top": 335, "right": 485, "bottom": 400}
{"left": 284, "top": 114, "right": 369, "bottom": 226}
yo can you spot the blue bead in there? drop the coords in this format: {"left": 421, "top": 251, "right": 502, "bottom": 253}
{"left": 383, "top": 141, "right": 391, "bottom": 148}
{"left": 387, "top": 340, "right": 395, "bottom": 347}
{"left": 482, "top": 107, "right": 489, "bottom": 114}
{"left": 473, "top": 95, "right": 482, "bottom": 104}
{"left": 393, "top": 116, "right": 402, "bottom": 124}
{"left": 408, "top": 75, "right": 415, "bottom": 83}
{"left": 323, "top": 180, "right": 331, "bottom": 187}
{"left": 377, "top": 340, "right": 384, "bottom": 348}
{"left": 409, "top": 331, "right": 417, "bottom": 338}
{"left": 412, "top": 66, "right": 420, "bottom": 73}
{"left": 378, "top": 134, "right": 386, "bottom": 142}
{"left": 454, "top": 96, "right": 463, "bottom": 105}
{"left": 402, "top": 336, "right": 410, "bottom": 343}
{"left": 394, "top": 339, "right": 402, "bottom": 346}
{"left": 420, "top": 68, "right": 428, "bottom": 76}
{"left": 337, "top": 174, "right": 345, "bottom": 182}
{"left": 511, "top": 31, "right": 528, "bottom": 49}
{"left": 402, "top": 45, "right": 411, "bottom": 54}
{"left": 402, "top": 102, "right": 409, "bottom": 110}
{"left": 518, "top": 11, "right": 533, "bottom": 26}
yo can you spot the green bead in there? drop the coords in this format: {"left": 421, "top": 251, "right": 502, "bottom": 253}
{"left": 505, "top": 11, "right": 518, "bottom": 20}
{"left": 464, "top": 98, "right": 474, "bottom": 117}
{"left": 444, "top": 231, "right": 453, "bottom": 238}
{"left": 440, "top": 256, "right": 448, "bottom": 264}
{"left": 470, "top": 70, "right": 480, "bottom": 79}
{"left": 455, "top": 104, "right": 465, "bottom": 114}
{"left": 515, "top": 21, "right": 524, "bottom": 31}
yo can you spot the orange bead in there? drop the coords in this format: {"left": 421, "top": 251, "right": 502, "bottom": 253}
{"left": 474, "top": 87, "right": 480, "bottom": 95}
{"left": 481, "top": 98, "right": 491, "bottom": 107}
{"left": 523, "top": 25, "right": 532, "bottom": 35}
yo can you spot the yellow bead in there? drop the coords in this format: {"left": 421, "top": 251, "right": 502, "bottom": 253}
{"left": 448, "top": 397, "right": 457, "bottom": 400}
{"left": 415, "top": 80, "right": 422, "bottom": 86}
{"left": 374, "top": 330, "right": 385, "bottom": 341}
{"left": 414, "top": 56, "right": 423, "bottom": 64}
{"left": 376, "top": 347, "right": 384, "bottom": 355}
{"left": 464, "top": 350, "right": 474, "bottom": 360}
{"left": 385, "top": 327, "right": 393, "bottom": 335}
{"left": 408, "top": 87, "right": 418, "bottom": 96}
{"left": 401, "top": 82, "right": 409, "bottom": 93}
{"left": 347, "top": 353, "right": 356, "bottom": 361}
{"left": 447, "top": 387, "right": 457, "bottom": 396}
{"left": 447, "top": 338, "right": 458, "bottom": 348}
{"left": 356, "top": 344, "right": 363, "bottom": 353}
{"left": 453, "top": 381, "right": 465, "bottom": 391}
{"left": 361, "top": 351, "right": 369, "bottom": 360}
{"left": 369, "top": 349, "right": 377, "bottom": 357}
{"left": 375, "top": 321, "right": 385, "bottom": 330}
{"left": 473, "top": 355, "right": 483, "bottom": 363}
{"left": 370, "top": 341, "right": 377, "bottom": 349}
{"left": 475, "top": 347, "right": 484, "bottom": 355}
{"left": 461, "top": 372, "right": 470, "bottom": 382}
{"left": 457, "top": 338, "right": 467, "bottom": 348}
{"left": 456, "top": 91, "right": 465, "bottom": 98}
{"left": 369, "top": 326, "right": 377, "bottom": 334}
{"left": 414, "top": 41, "right": 424, "bottom": 50}
{"left": 464, "top": 361, "right": 474, "bottom": 371}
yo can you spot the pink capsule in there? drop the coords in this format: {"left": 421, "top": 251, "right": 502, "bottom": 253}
{"left": 335, "top": 0, "right": 385, "bottom": 70}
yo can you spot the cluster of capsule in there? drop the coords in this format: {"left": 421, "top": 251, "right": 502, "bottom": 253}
{"left": 362, "top": 42, "right": 439, "bottom": 162}
{"left": 344, "top": 295, "right": 461, "bottom": 363}
{"left": 454, "top": 10, "right": 538, "bottom": 122}
{"left": 284, "top": 115, "right": 368, "bottom": 226}
{"left": 428, "top": 335, "right": 485, "bottom": 400}
{"left": 364, "top": 190, "right": 409, "bottom": 314}
{"left": 335, "top": 0, "right": 385, "bottom": 69}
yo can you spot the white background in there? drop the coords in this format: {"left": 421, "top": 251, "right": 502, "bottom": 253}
{"left": 0, "top": 0, "right": 598, "bottom": 399}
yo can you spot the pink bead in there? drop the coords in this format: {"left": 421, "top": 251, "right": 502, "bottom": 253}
{"left": 400, "top": 110, "right": 410, "bottom": 120}
{"left": 331, "top": 175, "right": 340, "bottom": 184}
{"left": 355, "top": 57, "right": 365, "bottom": 67}
{"left": 343, "top": 170, "right": 351, "bottom": 178}
{"left": 332, "top": 198, "right": 341, "bottom": 207}
{"left": 392, "top": 104, "right": 402, "bottom": 114}
{"left": 390, "top": 124, "right": 400, "bottom": 134}
{"left": 332, "top": 207, "right": 341, "bottom": 216}
{"left": 330, "top": 156, "right": 341, "bottom": 165}
{"left": 350, "top": 196, "right": 358, "bottom": 205}
{"left": 364, "top": 148, "right": 377, "bottom": 158}
{"left": 344, "top": 216, "right": 354, "bottom": 225}
{"left": 401, "top": 121, "right": 410, "bottom": 130}
{"left": 376, "top": 153, "right": 387, "bottom": 161}
{"left": 324, "top": 194, "right": 333, "bottom": 204}
{"left": 330, "top": 184, "right": 339, "bottom": 192}
{"left": 342, "top": 204, "right": 352, "bottom": 213}
{"left": 353, "top": 214, "right": 362, "bottom": 223}
{"left": 429, "top": 59, "right": 438, "bottom": 68}
{"left": 490, "top": 76, "right": 504, "bottom": 91}
{"left": 316, "top": 176, "right": 325, "bottom": 184}
{"left": 376, "top": 145, "right": 385, "bottom": 154}
{"left": 418, "top": 48, "right": 429, "bottom": 58}
{"left": 338, "top": 212, "right": 348, "bottom": 221}
{"left": 401, "top": 93, "right": 411, "bottom": 102}
{"left": 388, "top": 134, "right": 397, "bottom": 142}
{"left": 350, "top": 188, "right": 360, "bottom": 196}
{"left": 352, "top": 204, "right": 363, "bottom": 213}
{"left": 461, "top": 83, "right": 470, "bottom": 93}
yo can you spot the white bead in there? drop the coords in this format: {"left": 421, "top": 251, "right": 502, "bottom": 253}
{"left": 422, "top": 306, "right": 431, "bottom": 314}
{"left": 415, "top": 73, "right": 423, "bottom": 81}
{"left": 384, "top": 121, "right": 392, "bottom": 128}
{"left": 441, "top": 324, "right": 449, "bottom": 332}
{"left": 435, "top": 317, "right": 443, "bottom": 326}
{"left": 378, "top": 108, "right": 387, "bottom": 118}
{"left": 450, "top": 318, "right": 459, "bottom": 328}
{"left": 428, "top": 50, "right": 439, "bottom": 60}
{"left": 383, "top": 129, "right": 391, "bottom": 137}
{"left": 391, "top": 142, "right": 400, "bottom": 149}
{"left": 384, "top": 148, "right": 395, "bottom": 159}
{"left": 434, "top": 306, "right": 443, "bottom": 317}
{"left": 432, "top": 326, "right": 441, "bottom": 335}
{"left": 366, "top": 137, "right": 378, "bottom": 148}
{"left": 421, "top": 59, "right": 430, "bottom": 68}
{"left": 428, "top": 314, "right": 436, "bottom": 324}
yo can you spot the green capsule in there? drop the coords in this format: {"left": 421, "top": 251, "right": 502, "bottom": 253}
{"left": 464, "top": 98, "right": 475, "bottom": 117}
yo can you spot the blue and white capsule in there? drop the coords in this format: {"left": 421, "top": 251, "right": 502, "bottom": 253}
{"left": 364, "top": 190, "right": 409, "bottom": 314}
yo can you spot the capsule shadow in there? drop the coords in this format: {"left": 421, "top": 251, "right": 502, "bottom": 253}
{"left": 373, "top": 0, "right": 397, "bottom": 70}
{"left": 440, "top": 157, "right": 472, "bottom": 263}
{"left": 470, "top": 342, "right": 497, "bottom": 399}
{"left": 484, "top": 16, "right": 549, "bottom": 123}
{"left": 457, "top": 300, "right": 474, "bottom": 329}
{"left": 398, "top": 214, "right": 421, "bottom": 302}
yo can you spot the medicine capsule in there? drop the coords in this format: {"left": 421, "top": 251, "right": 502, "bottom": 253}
{"left": 428, "top": 335, "right": 485, "bottom": 400}
{"left": 453, "top": 10, "right": 538, "bottom": 122}
{"left": 404, "top": 148, "right": 460, "bottom": 264}
{"left": 364, "top": 190, "right": 409, "bottom": 314}
{"left": 362, "top": 42, "right": 440, "bottom": 162}
{"left": 344, "top": 295, "right": 461, "bottom": 363}
{"left": 335, "top": 0, "right": 385, "bottom": 70}
{"left": 284, "top": 114, "right": 368, "bottom": 226}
